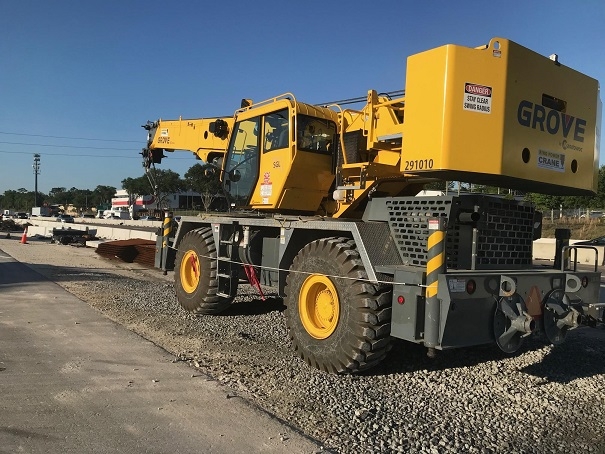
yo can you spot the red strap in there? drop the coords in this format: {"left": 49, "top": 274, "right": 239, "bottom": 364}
{"left": 243, "top": 264, "right": 265, "bottom": 301}
{"left": 189, "top": 255, "right": 198, "bottom": 277}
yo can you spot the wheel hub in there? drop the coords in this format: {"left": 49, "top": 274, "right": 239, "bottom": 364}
{"left": 180, "top": 250, "right": 200, "bottom": 293}
{"left": 315, "top": 289, "right": 335, "bottom": 324}
{"left": 299, "top": 274, "right": 340, "bottom": 339}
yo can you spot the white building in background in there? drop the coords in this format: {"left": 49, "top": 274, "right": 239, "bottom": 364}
{"left": 110, "top": 189, "right": 204, "bottom": 218}
{"left": 111, "top": 190, "right": 157, "bottom": 218}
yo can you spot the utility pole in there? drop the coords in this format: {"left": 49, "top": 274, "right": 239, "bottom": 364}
{"left": 33, "top": 154, "right": 41, "bottom": 207}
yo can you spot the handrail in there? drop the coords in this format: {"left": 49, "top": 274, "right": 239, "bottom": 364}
{"left": 561, "top": 245, "right": 599, "bottom": 272}
{"left": 235, "top": 93, "right": 296, "bottom": 114}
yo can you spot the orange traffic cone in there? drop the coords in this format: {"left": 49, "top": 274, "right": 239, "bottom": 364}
{"left": 20, "top": 227, "right": 28, "bottom": 244}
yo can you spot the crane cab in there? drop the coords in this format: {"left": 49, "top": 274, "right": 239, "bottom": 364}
{"left": 222, "top": 94, "right": 339, "bottom": 213}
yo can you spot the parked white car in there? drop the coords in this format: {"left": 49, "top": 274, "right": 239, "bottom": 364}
{"left": 103, "top": 210, "right": 130, "bottom": 220}
{"left": 580, "top": 211, "right": 604, "bottom": 219}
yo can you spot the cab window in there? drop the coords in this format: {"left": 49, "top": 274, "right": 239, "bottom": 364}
{"left": 263, "top": 109, "right": 289, "bottom": 153}
{"left": 297, "top": 115, "right": 336, "bottom": 154}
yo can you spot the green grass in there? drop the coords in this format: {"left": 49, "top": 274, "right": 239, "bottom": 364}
{"left": 542, "top": 218, "right": 605, "bottom": 240}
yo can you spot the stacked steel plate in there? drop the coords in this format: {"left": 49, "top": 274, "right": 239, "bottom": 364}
{"left": 96, "top": 239, "right": 157, "bottom": 267}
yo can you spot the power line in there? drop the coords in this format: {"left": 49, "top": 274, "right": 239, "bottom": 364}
{"left": 317, "top": 90, "right": 405, "bottom": 106}
{"left": 0, "top": 131, "right": 140, "bottom": 143}
{"left": 0, "top": 141, "right": 136, "bottom": 151}
{"left": 0, "top": 149, "right": 195, "bottom": 159}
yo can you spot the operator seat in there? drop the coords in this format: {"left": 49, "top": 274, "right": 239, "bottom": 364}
{"left": 277, "top": 128, "right": 289, "bottom": 149}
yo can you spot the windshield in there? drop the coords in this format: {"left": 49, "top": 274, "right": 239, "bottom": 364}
{"left": 223, "top": 117, "right": 260, "bottom": 206}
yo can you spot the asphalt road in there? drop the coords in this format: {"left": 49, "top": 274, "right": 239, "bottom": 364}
{"left": 0, "top": 248, "right": 322, "bottom": 454}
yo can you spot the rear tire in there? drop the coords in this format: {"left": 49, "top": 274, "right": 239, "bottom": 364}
{"left": 174, "top": 227, "right": 235, "bottom": 314}
{"left": 284, "top": 237, "right": 392, "bottom": 373}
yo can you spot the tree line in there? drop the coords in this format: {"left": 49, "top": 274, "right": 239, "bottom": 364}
{"left": 0, "top": 163, "right": 221, "bottom": 213}
{"left": 524, "top": 165, "right": 605, "bottom": 214}
{"left": 0, "top": 185, "right": 117, "bottom": 213}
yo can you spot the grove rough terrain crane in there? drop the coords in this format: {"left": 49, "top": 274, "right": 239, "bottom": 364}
{"left": 143, "top": 37, "right": 604, "bottom": 373}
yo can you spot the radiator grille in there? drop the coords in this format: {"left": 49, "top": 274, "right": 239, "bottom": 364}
{"left": 475, "top": 199, "right": 534, "bottom": 268}
{"left": 385, "top": 195, "right": 535, "bottom": 270}
{"left": 386, "top": 197, "right": 452, "bottom": 267}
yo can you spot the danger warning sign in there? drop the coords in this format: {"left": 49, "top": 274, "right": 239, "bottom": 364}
{"left": 463, "top": 83, "right": 492, "bottom": 114}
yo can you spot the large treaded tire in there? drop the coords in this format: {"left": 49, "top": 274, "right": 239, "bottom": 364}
{"left": 284, "top": 237, "right": 392, "bottom": 374}
{"left": 174, "top": 227, "right": 235, "bottom": 314}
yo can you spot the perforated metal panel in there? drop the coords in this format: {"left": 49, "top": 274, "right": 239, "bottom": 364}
{"left": 475, "top": 198, "right": 534, "bottom": 268}
{"left": 385, "top": 197, "right": 453, "bottom": 267}
{"left": 385, "top": 195, "right": 536, "bottom": 270}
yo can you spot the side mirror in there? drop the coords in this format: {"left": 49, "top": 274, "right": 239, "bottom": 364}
{"left": 204, "top": 166, "right": 217, "bottom": 177}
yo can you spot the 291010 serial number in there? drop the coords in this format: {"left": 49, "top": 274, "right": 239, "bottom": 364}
{"left": 404, "top": 159, "right": 434, "bottom": 171}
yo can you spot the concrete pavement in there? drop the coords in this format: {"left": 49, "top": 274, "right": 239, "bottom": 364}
{"left": 0, "top": 247, "right": 323, "bottom": 454}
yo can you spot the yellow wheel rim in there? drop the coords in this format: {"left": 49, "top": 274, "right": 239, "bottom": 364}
{"left": 180, "top": 250, "right": 200, "bottom": 293}
{"left": 299, "top": 274, "right": 340, "bottom": 339}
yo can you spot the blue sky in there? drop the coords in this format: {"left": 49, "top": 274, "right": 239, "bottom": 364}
{"left": 1, "top": 0, "right": 604, "bottom": 194}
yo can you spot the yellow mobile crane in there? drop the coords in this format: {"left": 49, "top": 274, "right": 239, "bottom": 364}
{"left": 144, "top": 38, "right": 604, "bottom": 373}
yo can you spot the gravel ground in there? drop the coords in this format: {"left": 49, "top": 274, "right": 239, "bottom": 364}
{"left": 2, "top": 235, "right": 605, "bottom": 454}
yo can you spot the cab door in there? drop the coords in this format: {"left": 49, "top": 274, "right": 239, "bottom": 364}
{"left": 223, "top": 117, "right": 261, "bottom": 207}
{"left": 249, "top": 108, "right": 291, "bottom": 207}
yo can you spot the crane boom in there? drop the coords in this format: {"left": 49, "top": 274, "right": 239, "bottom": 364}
{"left": 142, "top": 116, "right": 234, "bottom": 168}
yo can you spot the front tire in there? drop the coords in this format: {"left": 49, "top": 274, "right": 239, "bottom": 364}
{"left": 284, "top": 237, "right": 392, "bottom": 373}
{"left": 174, "top": 227, "right": 235, "bottom": 314}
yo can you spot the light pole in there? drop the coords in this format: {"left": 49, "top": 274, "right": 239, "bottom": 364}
{"left": 33, "top": 154, "right": 41, "bottom": 207}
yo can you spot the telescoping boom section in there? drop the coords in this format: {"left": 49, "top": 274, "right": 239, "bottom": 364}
{"left": 147, "top": 37, "right": 604, "bottom": 374}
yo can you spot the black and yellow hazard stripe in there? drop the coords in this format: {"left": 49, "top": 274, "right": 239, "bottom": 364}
{"left": 162, "top": 216, "right": 171, "bottom": 249}
{"left": 425, "top": 229, "right": 445, "bottom": 298}
{"left": 424, "top": 221, "right": 446, "bottom": 351}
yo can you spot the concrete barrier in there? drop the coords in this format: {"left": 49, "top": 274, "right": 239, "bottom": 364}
{"left": 534, "top": 238, "right": 604, "bottom": 266}
{"left": 532, "top": 238, "right": 557, "bottom": 261}
{"left": 24, "top": 219, "right": 157, "bottom": 242}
